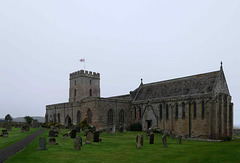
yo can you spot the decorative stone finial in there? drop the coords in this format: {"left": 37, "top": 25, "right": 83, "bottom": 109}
{"left": 220, "top": 61, "right": 223, "bottom": 70}
{"left": 141, "top": 78, "right": 143, "bottom": 84}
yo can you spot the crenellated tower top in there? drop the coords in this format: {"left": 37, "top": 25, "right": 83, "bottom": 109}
{"left": 70, "top": 70, "right": 100, "bottom": 80}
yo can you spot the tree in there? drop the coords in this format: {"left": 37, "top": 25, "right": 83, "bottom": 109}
{"left": 5, "top": 114, "right": 13, "bottom": 122}
{"left": 24, "top": 116, "right": 33, "bottom": 125}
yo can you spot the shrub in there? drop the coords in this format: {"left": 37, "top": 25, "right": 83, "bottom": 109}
{"left": 223, "top": 136, "right": 232, "bottom": 141}
{"left": 55, "top": 123, "right": 61, "bottom": 127}
{"left": 47, "top": 122, "right": 55, "bottom": 128}
{"left": 130, "top": 122, "right": 142, "bottom": 131}
{"left": 77, "top": 118, "right": 90, "bottom": 131}
{"left": 41, "top": 123, "right": 48, "bottom": 128}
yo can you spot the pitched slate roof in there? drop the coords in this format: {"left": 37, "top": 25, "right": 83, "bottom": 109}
{"left": 131, "top": 70, "right": 221, "bottom": 101}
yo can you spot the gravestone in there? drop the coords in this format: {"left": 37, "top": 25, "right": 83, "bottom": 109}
{"left": 49, "top": 130, "right": 58, "bottom": 137}
{"left": 185, "top": 134, "right": 189, "bottom": 140}
{"left": 169, "top": 131, "right": 175, "bottom": 139}
{"left": 93, "top": 131, "right": 100, "bottom": 142}
{"left": 70, "top": 129, "right": 77, "bottom": 138}
{"left": 85, "top": 131, "right": 92, "bottom": 144}
{"left": 32, "top": 120, "right": 39, "bottom": 128}
{"left": 6, "top": 125, "right": 12, "bottom": 131}
{"left": 107, "top": 128, "right": 112, "bottom": 134}
{"left": 75, "top": 126, "right": 81, "bottom": 133}
{"left": 140, "top": 134, "right": 143, "bottom": 146}
{"left": 63, "top": 133, "right": 68, "bottom": 140}
{"left": 178, "top": 135, "right": 182, "bottom": 144}
{"left": 146, "top": 128, "right": 153, "bottom": 139}
{"left": 74, "top": 136, "right": 82, "bottom": 150}
{"left": 84, "top": 129, "right": 92, "bottom": 136}
{"left": 162, "top": 134, "right": 167, "bottom": 148}
{"left": 50, "top": 125, "right": 55, "bottom": 130}
{"left": 38, "top": 137, "right": 47, "bottom": 150}
{"left": 48, "top": 137, "right": 58, "bottom": 145}
{"left": 119, "top": 126, "right": 124, "bottom": 133}
{"left": 150, "top": 133, "right": 154, "bottom": 144}
{"left": 136, "top": 134, "right": 141, "bottom": 149}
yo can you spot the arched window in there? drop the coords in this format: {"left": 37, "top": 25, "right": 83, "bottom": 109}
{"left": 166, "top": 104, "right": 169, "bottom": 120}
{"left": 202, "top": 101, "right": 205, "bottom": 119}
{"left": 90, "top": 80, "right": 92, "bottom": 85}
{"left": 77, "top": 111, "right": 81, "bottom": 124}
{"left": 53, "top": 114, "right": 56, "bottom": 123}
{"left": 87, "top": 109, "right": 92, "bottom": 124}
{"left": 57, "top": 113, "right": 60, "bottom": 123}
{"left": 107, "top": 109, "right": 113, "bottom": 124}
{"left": 175, "top": 103, "right": 178, "bottom": 119}
{"left": 119, "top": 110, "right": 124, "bottom": 124}
{"left": 182, "top": 102, "right": 185, "bottom": 119}
{"left": 159, "top": 104, "right": 162, "bottom": 119}
{"left": 139, "top": 107, "right": 141, "bottom": 118}
{"left": 194, "top": 102, "right": 197, "bottom": 118}
{"left": 134, "top": 107, "right": 136, "bottom": 119}
{"left": 74, "top": 89, "right": 76, "bottom": 97}
{"left": 89, "top": 89, "right": 92, "bottom": 96}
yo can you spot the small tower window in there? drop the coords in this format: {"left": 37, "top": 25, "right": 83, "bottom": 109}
{"left": 182, "top": 102, "right": 185, "bottom": 119}
{"left": 89, "top": 89, "right": 92, "bottom": 96}
{"left": 90, "top": 80, "right": 92, "bottom": 85}
{"left": 159, "top": 104, "right": 162, "bottom": 119}
{"left": 194, "top": 102, "right": 197, "bottom": 118}
{"left": 202, "top": 101, "right": 205, "bottom": 119}
{"left": 166, "top": 104, "right": 169, "bottom": 120}
{"left": 74, "top": 89, "right": 76, "bottom": 97}
{"left": 175, "top": 103, "right": 178, "bottom": 119}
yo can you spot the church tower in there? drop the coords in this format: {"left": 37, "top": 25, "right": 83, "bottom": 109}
{"left": 69, "top": 70, "right": 100, "bottom": 102}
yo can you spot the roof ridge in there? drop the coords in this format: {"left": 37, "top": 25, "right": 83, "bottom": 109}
{"left": 143, "top": 70, "right": 220, "bottom": 87}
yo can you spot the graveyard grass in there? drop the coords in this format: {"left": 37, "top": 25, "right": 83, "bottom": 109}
{"left": 5, "top": 129, "right": 240, "bottom": 163}
{"left": 0, "top": 127, "right": 39, "bottom": 150}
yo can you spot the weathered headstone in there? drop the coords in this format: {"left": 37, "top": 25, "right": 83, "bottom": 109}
{"left": 48, "top": 137, "right": 58, "bottom": 145}
{"left": 185, "top": 133, "right": 189, "bottom": 140}
{"left": 162, "top": 134, "right": 167, "bottom": 148}
{"left": 74, "top": 136, "right": 82, "bottom": 150}
{"left": 146, "top": 128, "right": 153, "bottom": 139}
{"left": 63, "top": 133, "right": 68, "bottom": 140}
{"left": 6, "top": 125, "right": 12, "bottom": 131}
{"left": 32, "top": 120, "right": 39, "bottom": 128}
{"left": 136, "top": 134, "right": 141, "bottom": 149}
{"left": 178, "top": 135, "right": 182, "bottom": 144}
{"left": 75, "top": 126, "right": 81, "bottom": 133}
{"left": 85, "top": 131, "right": 92, "bottom": 144}
{"left": 107, "top": 128, "right": 112, "bottom": 134}
{"left": 38, "top": 137, "right": 47, "bottom": 150}
{"left": 150, "top": 133, "right": 154, "bottom": 144}
{"left": 50, "top": 125, "right": 55, "bottom": 130}
{"left": 140, "top": 134, "right": 143, "bottom": 146}
{"left": 84, "top": 129, "right": 92, "bottom": 136}
{"left": 70, "top": 129, "right": 77, "bottom": 138}
{"left": 170, "top": 131, "right": 175, "bottom": 139}
{"left": 1, "top": 130, "right": 8, "bottom": 138}
{"left": 93, "top": 131, "right": 100, "bottom": 142}
{"left": 119, "top": 126, "right": 124, "bottom": 133}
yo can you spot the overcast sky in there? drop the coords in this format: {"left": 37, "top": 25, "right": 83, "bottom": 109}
{"left": 0, "top": 1, "right": 239, "bottom": 125}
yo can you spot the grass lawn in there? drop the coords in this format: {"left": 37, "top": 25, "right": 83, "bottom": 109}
{"left": 0, "top": 127, "right": 40, "bottom": 150}
{"left": 5, "top": 129, "right": 240, "bottom": 163}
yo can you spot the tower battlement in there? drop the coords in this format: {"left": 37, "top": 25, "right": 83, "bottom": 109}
{"left": 70, "top": 70, "right": 100, "bottom": 79}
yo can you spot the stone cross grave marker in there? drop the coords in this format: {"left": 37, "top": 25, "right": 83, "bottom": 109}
{"left": 162, "top": 134, "right": 167, "bottom": 148}
{"left": 74, "top": 136, "right": 82, "bottom": 150}
{"left": 85, "top": 131, "right": 92, "bottom": 144}
{"left": 38, "top": 137, "right": 47, "bottom": 150}
{"left": 178, "top": 135, "right": 182, "bottom": 144}
{"left": 140, "top": 134, "right": 143, "bottom": 146}
{"left": 93, "top": 131, "right": 100, "bottom": 142}
{"left": 48, "top": 137, "right": 58, "bottom": 145}
{"left": 150, "top": 133, "right": 154, "bottom": 144}
{"left": 136, "top": 134, "right": 141, "bottom": 149}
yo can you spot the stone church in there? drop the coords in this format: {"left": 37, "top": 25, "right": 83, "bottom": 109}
{"left": 46, "top": 64, "right": 233, "bottom": 139}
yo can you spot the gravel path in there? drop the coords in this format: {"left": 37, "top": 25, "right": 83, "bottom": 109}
{"left": 0, "top": 128, "right": 46, "bottom": 163}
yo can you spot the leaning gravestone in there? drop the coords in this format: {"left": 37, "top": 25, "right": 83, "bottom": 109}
{"left": 136, "top": 134, "right": 141, "bottom": 149}
{"left": 38, "top": 137, "right": 47, "bottom": 150}
{"left": 140, "top": 134, "right": 143, "bottom": 146}
{"left": 85, "top": 131, "right": 92, "bottom": 144}
{"left": 150, "top": 133, "right": 154, "bottom": 144}
{"left": 74, "top": 136, "right": 82, "bottom": 150}
{"left": 178, "top": 135, "right": 182, "bottom": 144}
{"left": 162, "top": 134, "right": 167, "bottom": 148}
{"left": 93, "top": 131, "right": 100, "bottom": 142}
{"left": 48, "top": 137, "right": 58, "bottom": 145}
{"left": 70, "top": 129, "right": 77, "bottom": 138}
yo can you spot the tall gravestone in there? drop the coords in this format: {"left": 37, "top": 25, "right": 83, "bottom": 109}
{"left": 150, "top": 133, "right": 154, "bottom": 144}
{"left": 38, "top": 137, "right": 47, "bottom": 150}
{"left": 178, "top": 135, "right": 182, "bottom": 144}
{"left": 70, "top": 129, "right": 77, "bottom": 138}
{"left": 85, "top": 131, "right": 92, "bottom": 144}
{"left": 136, "top": 134, "right": 141, "bottom": 149}
{"left": 93, "top": 131, "right": 100, "bottom": 142}
{"left": 74, "top": 136, "right": 82, "bottom": 150}
{"left": 162, "top": 134, "right": 167, "bottom": 148}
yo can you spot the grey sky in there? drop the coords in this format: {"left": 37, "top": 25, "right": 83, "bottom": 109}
{"left": 0, "top": 1, "right": 239, "bottom": 125}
